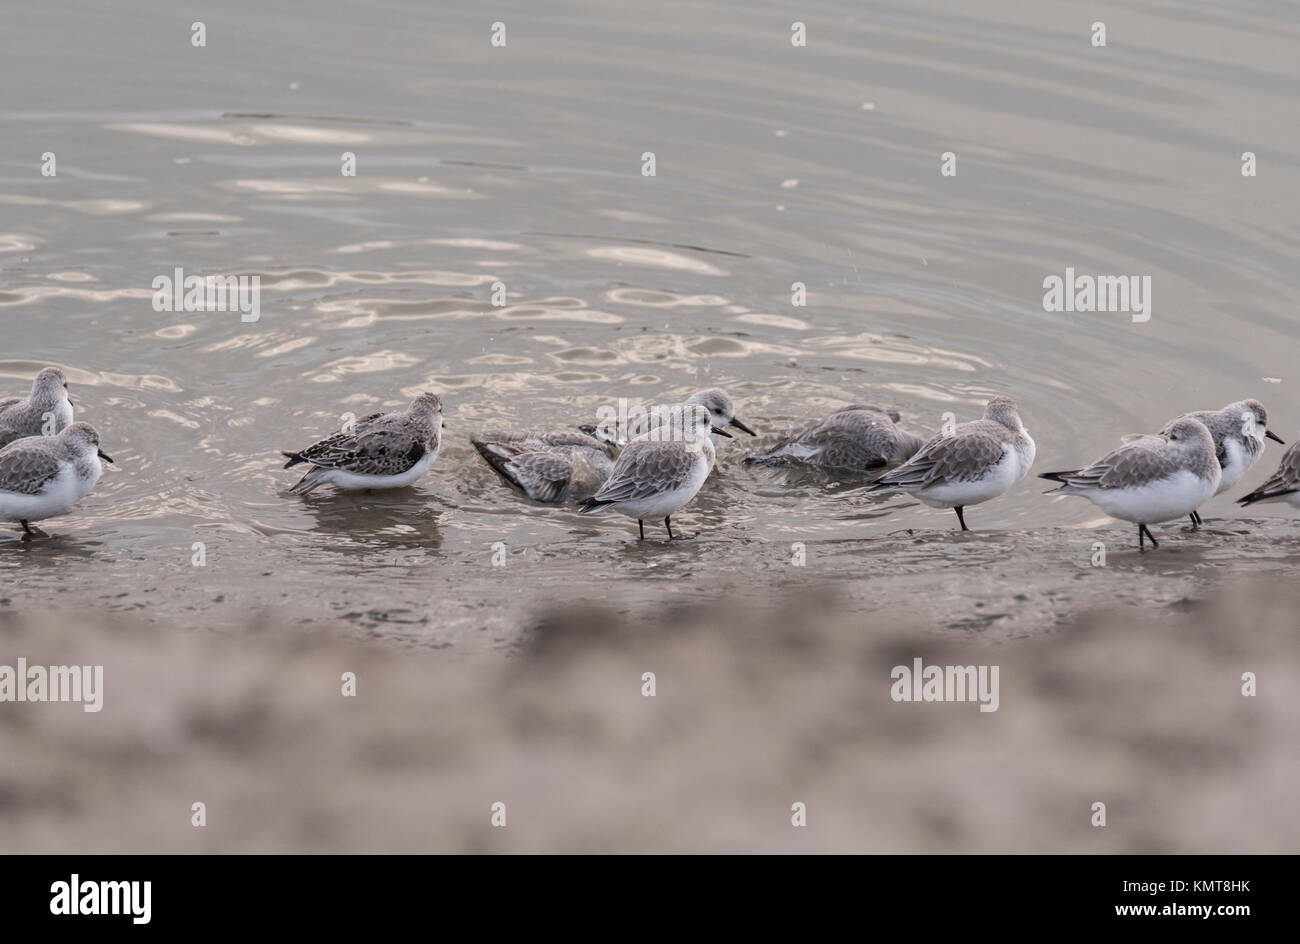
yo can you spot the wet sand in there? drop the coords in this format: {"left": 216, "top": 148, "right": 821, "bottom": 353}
{"left": 7, "top": 503, "right": 1300, "bottom": 647}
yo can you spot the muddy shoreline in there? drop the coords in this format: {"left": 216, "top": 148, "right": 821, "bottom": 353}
{"left": 6, "top": 513, "right": 1300, "bottom": 647}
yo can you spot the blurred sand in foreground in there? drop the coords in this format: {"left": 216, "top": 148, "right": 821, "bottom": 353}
{"left": 1, "top": 583, "right": 1296, "bottom": 853}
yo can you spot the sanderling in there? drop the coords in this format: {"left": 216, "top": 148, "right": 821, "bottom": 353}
{"left": 0, "top": 422, "right": 112, "bottom": 536}
{"left": 281, "top": 393, "right": 442, "bottom": 495}
{"left": 1159, "top": 399, "right": 1283, "bottom": 527}
{"left": 472, "top": 429, "right": 619, "bottom": 503}
{"left": 579, "top": 404, "right": 729, "bottom": 539}
{"left": 1238, "top": 439, "right": 1300, "bottom": 510}
{"left": 0, "top": 367, "right": 74, "bottom": 448}
{"left": 1039, "top": 417, "right": 1220, "bottom": 549}
{"left": 867, "top": 396, "right": 1036, "bottom": 530}
{"left": 744, "top": 403, "right": 924, "bottom": 471}
{"left": 583, "top": 387, "right": 755, "bottom": 446}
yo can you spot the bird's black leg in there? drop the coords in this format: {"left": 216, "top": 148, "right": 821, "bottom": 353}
{"left": 954, "top": 506, "right": 969, "bottom": 531}
{"left": 638, "top": 519, "right": 645, "bottom": 541}
{"left": 1138, "top": 524, "right": 1144, "bottom": 550}
{"left": 20, "top": 519, "right": 33, "bottom": 536}
{"left": 1188, "top": 511, "right": 1201, "bottom": 529}
{"left": 664, "top": 516, "right": 674, "bottom": 540}
{"left": 1140, "top": 523, "right": 1159, "bottom": 549}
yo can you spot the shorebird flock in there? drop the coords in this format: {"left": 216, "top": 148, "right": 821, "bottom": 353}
{"left": 2, "top": 368, "right": 1297, "bottom": 549}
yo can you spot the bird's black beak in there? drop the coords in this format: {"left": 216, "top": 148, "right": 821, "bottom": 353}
{"left": 97, "top": 450, "right": 114, "bottom": 464}
{"left": 711, "top": 426, "right": 733, "bottom": 438}
{"left": 1266, "top": 429, "right": 1285, "bottom": 444}
{"left": 728, "top": 417, "right": 757, "bottom": 436}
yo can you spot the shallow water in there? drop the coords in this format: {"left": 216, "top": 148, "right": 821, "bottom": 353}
{"left": 3, "top": 0, "right": 1300, "bottom": 644}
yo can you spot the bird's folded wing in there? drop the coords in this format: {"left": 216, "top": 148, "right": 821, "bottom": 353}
{"left": 300, "top": 426, "right": 424, "bottom": 474}
{"left": 591, "top": 443, "right": 693, "bottom": 503}
{"left": 506, "top": 452, "right": 574, "bottom": 503}
{"left": 876, "top": 430, "right": 1003, "bottom": 487}
{"left": 0, "top": 447, "right": 62, "bottom": 494}
{"left": 1096, "top": 441, "right": 1177, "bottom": 489}
{"left": 800, "top": 417, "right": 897, "bottom": 468}
{"left": 1060, "top": 440, "right": 1164, "bottom": 490}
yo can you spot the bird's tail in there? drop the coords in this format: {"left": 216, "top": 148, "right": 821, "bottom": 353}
{"left": 1239, "top": 486, "right": 1295, "bottom": 506}
{"left": 1037, "top": 470, "right": 1077, "bottom": 494}
{"left": 578, "top": 497, "right": 612, "bottom": 514}
{"left": 472, "top": 439, "right": 525, "bottom": 493}
{"left": 282, "top": 451, "right": 306, "bottom": 469}
{"left": 288, "top": 466, "right": 329, "bottom": 495}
